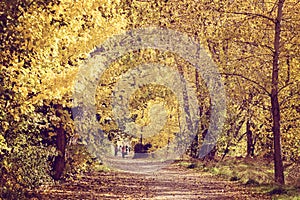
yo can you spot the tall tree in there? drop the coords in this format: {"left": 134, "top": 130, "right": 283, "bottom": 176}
{"left": 0, "top": 0, "right": 127, "bottom": 196}
{"left": 197, "top": 0, "right": 299, "bottom": 185}
{"left": 271, "top": 0, "right": 285, "bottom": 184}
{"left": 129, "top": 0, "right": 299, "bottom": 184}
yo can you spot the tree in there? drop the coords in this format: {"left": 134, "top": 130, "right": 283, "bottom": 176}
{"left": 271, "top": 0, "right": 285, "bottom": 184}
{"left": 0, "top": 0, "right": 127, "bottom": 196}
{"left": 121, "top": 0, "right": 299, "bottom": 184}
{"left": 196, "top": 0, "right": 300, "bottom": 185}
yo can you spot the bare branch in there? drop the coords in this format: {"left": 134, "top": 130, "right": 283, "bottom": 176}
{"left": 221, "top": 72, "right": 271, "bottom": 96}
{"left": 233, "top": 40, "right": 274, "bottom": 53}
{"left": 227, "top": 11, "right": 275, "bottom": 23}
{"left": 278, "top": 79, "right": 299, "bottom": 94}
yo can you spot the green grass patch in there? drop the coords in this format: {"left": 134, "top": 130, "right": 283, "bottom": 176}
{"left": 179, "top": 157, "right": 300, "bottom": 199}
{"left": 93, "top": 162, "right": 111, "bottom": 172}
{"left": 176, "top": 160, "right": 193, "bottom": 168}
{"left": 255, "top": 185, "right": 300, "bottom": 200}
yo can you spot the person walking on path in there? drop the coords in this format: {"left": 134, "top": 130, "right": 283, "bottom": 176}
{"left": 121, "top": 146, "right": 125, "bottom": 158}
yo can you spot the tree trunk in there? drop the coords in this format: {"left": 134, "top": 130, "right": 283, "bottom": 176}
{"left": 177, "top": 65, "right": 194, "bottom": 133}
{"left": 190, "top": 68, "right": 202, "bottom": 159}
{"left": 246, "top": 120, "right": 254, "bottom": 157}
{"left": 53, "top": 104, "right": 66, "bottom": 180}
{"left": 221, "top": 117, "right": 245, "bottom": 160}
{"left": 190, "top": 134, "right": 198, "bottom": 158}
{"left": 177, "top": 65, "right": 198, "bottom": 157}
{"left": 195, "top": 68, "right": 203, "bottom": 117}
{"left": 271, "top": 0, "right": 285, "bottom": 185}
{"left": 201, "top": 129, "right": 216, "bottom": 160}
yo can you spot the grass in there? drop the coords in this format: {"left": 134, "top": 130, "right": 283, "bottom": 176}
{"left": 177, "top": 156, "right": 300, "bottom": 199}
{"left": 256, "top": 185, "right": 300, "bottom": 200}
{"left": 93, "top": 162, "right": 111, "bottom": 172}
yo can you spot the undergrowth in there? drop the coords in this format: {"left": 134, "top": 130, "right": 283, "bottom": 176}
{"left": 177, "top": 157, "right": 300, "bottom": 199}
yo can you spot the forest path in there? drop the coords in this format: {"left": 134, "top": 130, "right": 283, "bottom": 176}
{"left": 38, "top": 157, "right": 271, "bottom": 199}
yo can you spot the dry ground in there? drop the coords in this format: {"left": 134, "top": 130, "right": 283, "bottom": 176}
{"left": 37, "top": 157, "right": 272, "bottom": 199}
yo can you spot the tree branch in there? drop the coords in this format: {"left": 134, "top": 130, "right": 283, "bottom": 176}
{"left": 233, "top": 40, "right": 274, "bottom": 53}
{"left": 227, "top": 11, "right": 275, "bottom": 23}
{"left": 278, "top": 82, "right": 294, "bottom": 94}
{"left": 221, "top": 72, "right": 270, "bottom": 96}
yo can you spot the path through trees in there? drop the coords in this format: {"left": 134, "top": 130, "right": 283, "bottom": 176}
{"left": 38, "top": 162, "right": 270, "bottom": 199}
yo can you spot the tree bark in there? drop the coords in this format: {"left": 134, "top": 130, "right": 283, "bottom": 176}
{"left": 177, "top": 65, "right": 197, "bottom": 157}
{"left": 202, "top": 129, "right": 216, "bottom": 160}
{"left": 246, "top": 120, "right": 254, "bottom": 157}
{"left": 221, "top": 117, "right": 245, "bottom": 160}
{"left": 53, "top": 104, "right": 66, "bottom": 180}
{"left": 190, "top": 134, "right": 198, "bottom": 158}
{"left": 190, "top": 68, "right": 202, "bottom": 159}
{"left": 271, "top": 0, "right": 285, "bottom": 185}
{"left": 177, "top": 65, "right": 194, "bottom": 133}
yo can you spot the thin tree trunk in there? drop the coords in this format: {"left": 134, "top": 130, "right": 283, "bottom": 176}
{"left": 190, "top": 134, "right": 198, "bottom": 158}
{"left": 177, "top": 65, "right": 196, "bottom": 156}
{"left": 189, "top": 68, "right": 201, "bottom": 158}
{"left": 246, "top": 120, "right": 254, "bottom": 157}
{"left": 195, "top": 68, "right": 203, "bottom": 117}
{"left": 272, "top": 0, "right": 285, "bottom": 185}
{"left": 221, "top": 117, "right": 245, "bottom": 160}
{"left": 177, "top": 65, "right": 193, "bottom": 133}
{"left": 53, "top": 104, "right": 66, "bottom": 180}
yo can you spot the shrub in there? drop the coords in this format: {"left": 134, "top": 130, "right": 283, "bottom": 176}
{"left": 0, "top": 134, "right": 56, "bottom": 199}
{"left": 64, "top": 144, "right": 95, "bottom": 179}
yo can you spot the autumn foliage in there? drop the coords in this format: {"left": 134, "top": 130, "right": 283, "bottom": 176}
{"left": 0, "top": 0, "right": 299, "bottom": 198}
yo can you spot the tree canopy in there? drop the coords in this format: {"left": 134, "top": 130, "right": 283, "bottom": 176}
{"left": 1, "top": 0, "right": 299, "bottom": 198}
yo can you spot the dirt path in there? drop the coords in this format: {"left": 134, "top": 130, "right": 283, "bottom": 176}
{"left": 38, "top": 157, "right": 271, "bottom": 200}
{"left": 39, "top": 156, "right": 271, "bottom": 200}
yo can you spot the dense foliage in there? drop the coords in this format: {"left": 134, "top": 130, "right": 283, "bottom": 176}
{"left": 0, "top": 0, "right": 299, "bottom": 198}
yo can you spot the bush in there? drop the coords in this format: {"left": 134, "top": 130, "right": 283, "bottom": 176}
{"left": 64, "top": 144, "right": 95, "bottom": 179}
{"left": 0, "top": 134, "right": 56, "bottom": 199}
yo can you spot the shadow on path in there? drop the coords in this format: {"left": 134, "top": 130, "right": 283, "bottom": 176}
{"left": 38, "top": 162, "right": 271, "bottom": 200}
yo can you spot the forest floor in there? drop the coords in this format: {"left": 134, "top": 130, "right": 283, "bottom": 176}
{"left": 36, "top": 156, "right": 274, "bottom": 200}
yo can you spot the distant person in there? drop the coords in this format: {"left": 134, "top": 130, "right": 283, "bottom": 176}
{"left": 122, "top": 146, "right": 125, "bottom": 158}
